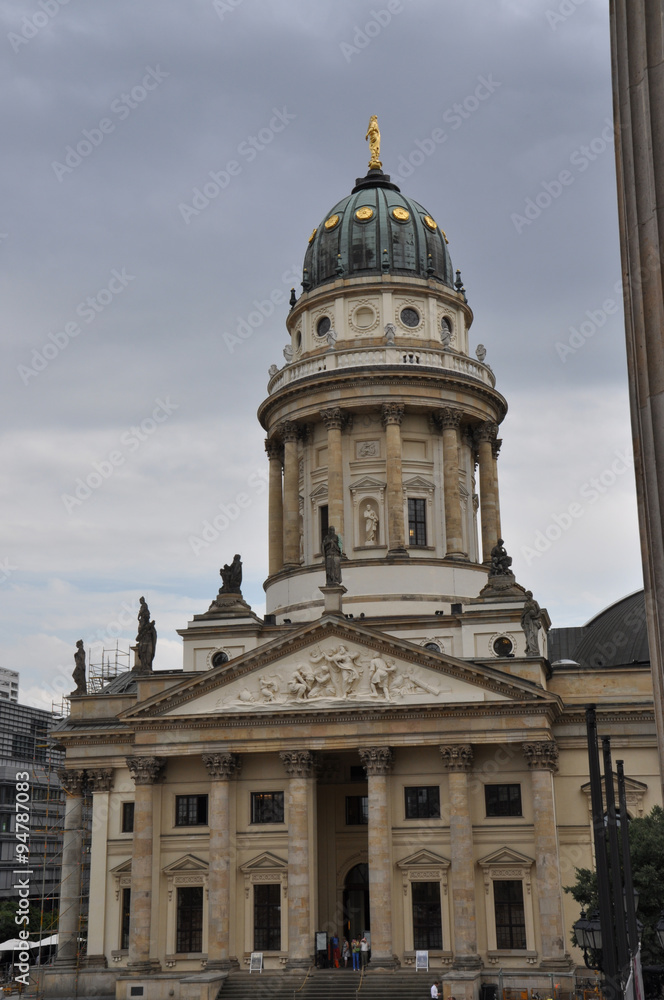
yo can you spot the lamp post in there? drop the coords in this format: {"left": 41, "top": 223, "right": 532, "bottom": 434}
{"left": 573, "top": 910, "right": 603, "bottom": 969}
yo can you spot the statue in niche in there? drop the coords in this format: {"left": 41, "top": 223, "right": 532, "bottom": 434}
{"left": 368, "top": 654, "right": 396, "bottom": 700}
{"left": 489, "top": 538, "right": 513, "bottom": 577}
{"left": 135, "top": 597, "right": 157, "bottom": 673}
{"left": 72, "top": 639, "right": 87, "bottom": 695}
{"left": 220, "top": 555, "right": 242, "bottom": 594}
{"left": 521, "top": 591, "right": 543, "bottom": 655}
{"left": 322, "top": 526, "right": 342, "bottom": 585}
{"left": 364, "top": 504, "right": 379, "bottom": 544}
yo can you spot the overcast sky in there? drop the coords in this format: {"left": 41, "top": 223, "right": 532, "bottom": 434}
{"left": 1, "top": 0, "right": 643, "bottom": 708}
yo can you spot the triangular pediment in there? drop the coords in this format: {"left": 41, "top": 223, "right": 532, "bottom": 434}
{"left": 350, "top": 476, "right": 386, "bottom": 489}
{"left": 162, "top": 854, "right": 208, "bottom": 875}
{"left": 478, "top": 847, "right": 535, "bottom": 868}
{"left": 403, "top": 475, "right": 436, "bottom": 490}
{"left": 121, "top": 617, "right": 560, "bottom": 721}
{"left": 110, "top": 859, "right": 132, "bottom": 876}
{"left": 240, "top": 852, "right": 287, "bottom": 873}
{"left": 397, "top": 849, "right": 450, "bottom": 870}
{"left": 310, "top": 483, "right": 328, "bottom": 499}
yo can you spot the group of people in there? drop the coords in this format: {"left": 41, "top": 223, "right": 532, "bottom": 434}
{"left": 328, "top": 934, "right": 369, "bottom": 970}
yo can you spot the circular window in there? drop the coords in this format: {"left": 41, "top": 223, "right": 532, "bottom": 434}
{"left": 424, "top": 642, "right": 441, "bottom": 653}
{"left": 296, "top": 330, "right": 302, "bottom": 350}
{"left": 424, "top": 215, "right": 438, "bottom": 231}
{"left": 324, "top": 214, "right": 340, "bottom": 230}
{"left": 493, "top": 636, "right": 513, "bottom": 657}
{"left": 392, "top": 206, "right": 410, "bottom": 222}
{"left": 211, "top": 650, "right": 229, "bottom": 668}
{"left": 353, "top": 306, "right": 375, "bottom": 329}
{"left": 400, "top": 307, "right": 420, "bottom": 328}
{"left": 355, "top": 206, "right": 374, "bottom": 221}
{"left": 316, "top": 316, "right": 331, "bottom": 338}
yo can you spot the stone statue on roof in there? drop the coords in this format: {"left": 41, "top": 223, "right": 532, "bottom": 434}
{"left": 72, "top": 639, "right": 87, "bottom": 695}
{"left": 135, "top": 596, "right": 157, "bottom": 673}
{"left": 220, "top": 554, "right": 243, "bottom": 594}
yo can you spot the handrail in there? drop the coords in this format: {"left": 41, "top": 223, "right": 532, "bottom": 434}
{"left": 355, "top": 965, "right": 365, "bottom": 997}
{"left": 293, "top": 963, "right": 315, "bottom": 999}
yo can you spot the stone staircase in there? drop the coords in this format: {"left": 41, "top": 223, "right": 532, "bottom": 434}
{"left": 217, "top": 967, "right": 435, "bottom": 1000}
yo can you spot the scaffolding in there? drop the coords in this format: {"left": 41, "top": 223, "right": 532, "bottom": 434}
{"left": 86, "top": 642, "right": 130, "bottom": 694}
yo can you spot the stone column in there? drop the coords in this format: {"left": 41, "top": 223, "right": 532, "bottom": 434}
{"left": 320, "top": 407, "right": 345, "bottom": 548}
{"left": 382, "top": 403, "right": 408, "bottom": 557}
{"left": 280, "top": 750, "right": 316, "bottom": 969}
{"left": 440, "top": 745, "right": 480, "bottom": 968}
{"left": 474, "top": 421, "right": 499, "bottom": 563}
{"left": 85, "top": 769, "right": 114, "bottom": 964}
{"left": 281, "top": 421, "right": 300, "bottom": 568}
{"left": 126, "top": 756, "right": 165, "bottom": 972}
{"left": 441, "top": 407, "right": 467, "bottom": 559}
{"left": 358, "top": 747, "right": 395, "bottom": 968}
{"left": 203, "top": 752, "right": 241, "bottom": 969}
{"left": 54, "top": 769, "right": 86, "bottom": 967}
{"left": 522, "top": 741, "right": 570, "bottom": 968}
{"left": 265, "top": 438, "right": 284, "bottom": 576}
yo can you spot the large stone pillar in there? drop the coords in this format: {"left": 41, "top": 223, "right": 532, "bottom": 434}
{"left": 126, "top": 756, "right": 165, "bottom": 973}
{"left": 474, "top": 421, "right": 499, "bottom": 563}
{"left": 280, "top": 750, "right": 316, "bottom": 969}
{"left": 265, "top": 438, "right": 284, "bottom": 576}
{"left": 359, "top": 746, "right": 395, "bottom": 968}
{"left": 85, "top": 768, "right": 114, "bottom": 965}
{"left": 440, "top": 745, "right": 480, "bottom": 968}
{"left": 382, "top": 403, "right": 408, "bottom": 557}
{"left": 441, "top": 407, "right": 467, "bottom": 559}
{"left": 281, "top": 421, "right": 300, "bottom": 568}
{"left": 522, "top": 741, "right": 570, "bottom": 969}
{"left": 492, "top": 435, "right": 503, "bottom": 542}
{"left": 320, "top": 407, "right": 345, "bottom": 549}
{"left": 203, "top": 752, "right": 241, "bottom": 969}
{"left": 610, "top": 0, "right": 664, "bottom": 799}
{"left": 54, "top": 769, "right": 86, "bottom": 967}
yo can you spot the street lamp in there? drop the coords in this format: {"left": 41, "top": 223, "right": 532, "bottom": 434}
{"left": 574, "top": 910, "right": 603, "bottom": 968}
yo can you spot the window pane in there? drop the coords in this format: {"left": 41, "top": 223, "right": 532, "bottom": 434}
{"left": 412, "top": 881, "right": 442, "bottom": 950}
{"left": 176, "top": 886, "right": 203, "bottom": 953}
{"left": 345, "top": 796, "right": 368, "bottom": 825}
{"left": 494, "top": 880, "right": 526, "bottom": 949}
{"left": 254, "top": 883, "right": 281, "bottom": 951}
{"left": 121, "top": 888, "right": 131, "bottom": 950}
{"left": 122, "top": 802, "right": 134, "bottom": 832}
{"left": 405, "top": 786, "right": 440, "bottom": 819}
{"left": 408, "top": 498, "right": 427, "bottom": 546}
{"left": 175, "top": 795, "right": 208, "bottom": 826}
{"left": 251, "top": 792, "right": 285, "bottom": 824}
{"left": 485, "top": 784, "right": 522, "bottom": 817}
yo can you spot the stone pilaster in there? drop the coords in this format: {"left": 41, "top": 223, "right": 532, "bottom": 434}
{"left": 492, "top": 436, "right": 503, "bottom": 541}
{"left": 321, "top": 407, "right": 346, "bottom": 548}
{"left": 280, "top": 750, "right": 316, "bottom": 969}
{"left": 382, "top": 403, "right": 407, "bottom": 557}
{"left": 359, "top": 747, "right": 395, "bottom": 968}
{"left": 440, "top": 407, "right": 467, "bottom": 559}
{"left": 281, "top": 421, "right": 300, "bottom": 568}
{"left": 440, "top": 745, "right": 481, "bottom": 969}
{"left": 126, "top": 756, "right": 165, "bottom": 973}
{"left": 54, "top": 769, "right": 86, "bottom": 967}
{"left": 522, "top": 741, "right": 570, "bottom": 969}
{"left": 265, "top": 438, "right": 284, "bottom": 576}
{"left": 474, "top": 421, "right": 499, "bottom": 563}
{"left": 203, "top": 753, "right": 241, "bottom": 969}
{"left": 85, "top": 769, "right": 113, "bottom": 964}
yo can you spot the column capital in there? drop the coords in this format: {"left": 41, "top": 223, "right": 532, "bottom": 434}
{"left": 57, "top": 768, "right": 86, "bottom": 797}
{"left": 440, "top": 406, "right": 463, "bottom": 430}
{"left": 359, "top": 746, "right": 394, "bottom": 775}
{"left": 522, "top": 741, "right": 559, "bottom": 772}
{"left": 86, "top": 768, "right": 114, "bottom": 792}
{"left": 280, "top": 420, "right": 300, "bottom": 443}
{"left": 381, "top": 402, "right": 404, "bottom": 427}
{"left": 439, "top": 744, "right": 474, "bottom": 772}
{"left": 492, "top": 437, "right": 502, "bottom": 459}
{"left": 280, "top": 749, "right": 316, "bottom": 777}
{"left": 265, "top": 438, "right": 283, "bottom": 462}
{"left": 126, "top": 755, "right": 166, "bottom": 785}
{"left": 474, "top": 420, "right": 499, "bottom": 445}
{"left": 202, "top": 752, "right": 242, "bottom": 780}
{"left": 320, "top": 406, "right": 344, "bottom": 431}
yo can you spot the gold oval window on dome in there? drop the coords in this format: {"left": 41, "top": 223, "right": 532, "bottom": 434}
{"left": 355, "top": 206, "right": 374, "bottom": 221}
{"left": 324, "top": 214, "right": 340, "bottom": 230}
{"left": 424, "top": 215, "right": 438, "bottom": 231}
{"left": 392, "top": 207, "right": 410, "bottom": 222}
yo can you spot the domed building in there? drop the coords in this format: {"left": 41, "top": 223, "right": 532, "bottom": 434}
{"left": 45, "top": 131, "right": 661, "bottom": 1000}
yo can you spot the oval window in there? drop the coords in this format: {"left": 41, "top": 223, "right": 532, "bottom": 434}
{"left": 316, "top": 316, "right": 331, "bottom": 338}
{"left": 424, "top": 642, "right": 441, "bottom": 653}
{"left": 354, "top": 306, "right": 374, "bottom": 329}
{"left": 400, "top": 307, "right": 420, "bottom": 328}
{"left": 493, "top": 636, "right": 513, "bottom": 657}
{"left": 211, "top": 650, "right": 229, "bottom": 668}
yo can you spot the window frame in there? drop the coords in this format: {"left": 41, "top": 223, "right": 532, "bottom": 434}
{"left": 407, "top": 497, "right": 427, "bottom": 547}
{"left": 176, "top": 885, "right": 204, "bottom": 954}
{"left": 174, "top": 794, "right": 208, "bottom": 827}
{"left": 121, "top": 801, "right": 135, "bottom": 833}
{"left": 253, "top": 882, "right": 282, "bottom": 952}
{"left": 345, "top": 795, "right": 369, "bottom": 825}
{"left": 411, "top": 880, "right": 443, "bottom": 950}
{"left": 404, "top": 785, "right": 441, "bottom": 820}
{"left": 493, "top": 879, "right": 527, "bottom": 950}
{"left": 484, "top": 783, "right": 523, "bottom": 818}
{"left": 251, "top": 791, "right": 285, "bottom": 825}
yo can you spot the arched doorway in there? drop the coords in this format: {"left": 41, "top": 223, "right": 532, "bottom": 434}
{"left": 343, "top": 863, "right": 370, "bottom": 941}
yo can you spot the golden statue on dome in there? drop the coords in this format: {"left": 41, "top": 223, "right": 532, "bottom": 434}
{"left": 365, "top": 115, "right": 382, "bottom": 170}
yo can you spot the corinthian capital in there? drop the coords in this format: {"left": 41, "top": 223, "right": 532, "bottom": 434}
{"left": 126, "top": 756, "right": 166, "bottom": 786}
{"left": 439, "top": 744, "right": 473, "bottom": 772}
{"left": 264, "top": 438, "right": 283, "bottom": 463}
{"left": 320, "top": 407, "right": 344, "bottom": 431}
{"left": 440, "top": 407, "right": 463, "bottom": 431}
{"left": 202, "top": 752, "right": 242, "bottom": 780}
{"left": 57, "top": 769, "right": 86, "bottom": 797}
{"left": 522, "top": 741, "right": 559, "bottom": 772}
{"left": 280, "top": 420, "right": 299, "bottom": 443}
{"left": 474, "top": 420, "right": 498, "bottom": 445}
{"left": 279, "top": 750, "right": 316, "bottom": 777}
{"left": 381, "top": 403, "right": 404, "bottom": 427}
{"left": 86, "top": 768, "right": 114, "bottom": 792}
{"left": 358, "top": 746, "right": 394, "bottom": 775}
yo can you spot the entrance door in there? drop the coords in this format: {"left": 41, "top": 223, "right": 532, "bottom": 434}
{"left": 343, "top": 863, "right": 370, "bottom": 941}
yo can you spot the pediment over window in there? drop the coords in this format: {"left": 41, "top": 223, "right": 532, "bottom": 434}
{"left": 240, "top": 851, "right": 288, "bottom": 873}
{"left": 350, "top": 476, "right": 386, "bottom": 490}
{"left": 111, "top": 858, "right": 132, "bottom": 900}
{"left": 403, "top": 475, "right": 436, "bottom": 491}
{"left": 397, "top": 849, "right": 450, "bottom": 870}
{"left": 161, "top": 854, "right": 208, "bottom": 876}
{"left": 241, "top": 852, "right": 288, "bottom": 899}
{"left": 310, "top": 483, "right": 328, "bottom": 500}
{"left": 580, "top": 774, "right": 647, "bottom": 817}
{"left": 478, "top": 847, "right": 534, "bottom": 868}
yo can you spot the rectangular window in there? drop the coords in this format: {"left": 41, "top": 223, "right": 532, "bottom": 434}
{"left": 320, "top": 504, "right": 329, "bottom": 550}
{"left": 405, "top": 786, "right": 440, "bottom": 819}
{"left": 408, "top": 498, "right": 427, "bottom": 546}
{"left": 121, "top": 887, "right": 131, "bottom": 950}
{"left": 345, "top": 795, "right": 368, "bottom": 825}
{"left": 254, "top": 883, "right": 281, "bottom": 951}
{"left": 251, "top": 791, "right": 284, "bottom": 824}
{"left": 412, "top": 881, "right": 442, "bottom": 950}
{"left": 0, "top": 814, "right": 10, "bottom": 833}
{"left": 494, "top": 880, "right": 526, "bottom": 949}
{"left": 176, "top": 886, "right": 203, "bottom": 953}
{"left": 485, "top": 784, "right": 522, "bottom": 817}
{"left": 121, "top": 801, "right": 135, "bottom": 833}
{"left": 175, "top": 794, "right": 208, "bottom": 826}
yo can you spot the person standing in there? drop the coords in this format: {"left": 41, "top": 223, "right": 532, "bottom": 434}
{"left": 342, "top": 938, "right": 350, "bottom": 968}
{"left": 351, "top": 937, "right": 360, "bottom": 971}
{"left": 360, "top": 935, "right": 369, "bottom": 969}
{"left": 431, "top": 982, "right": 441, "bottom": 999}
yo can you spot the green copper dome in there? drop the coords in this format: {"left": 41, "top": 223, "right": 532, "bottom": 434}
{"left": 302, "top": 169, "right": 454, "bottom": 292}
